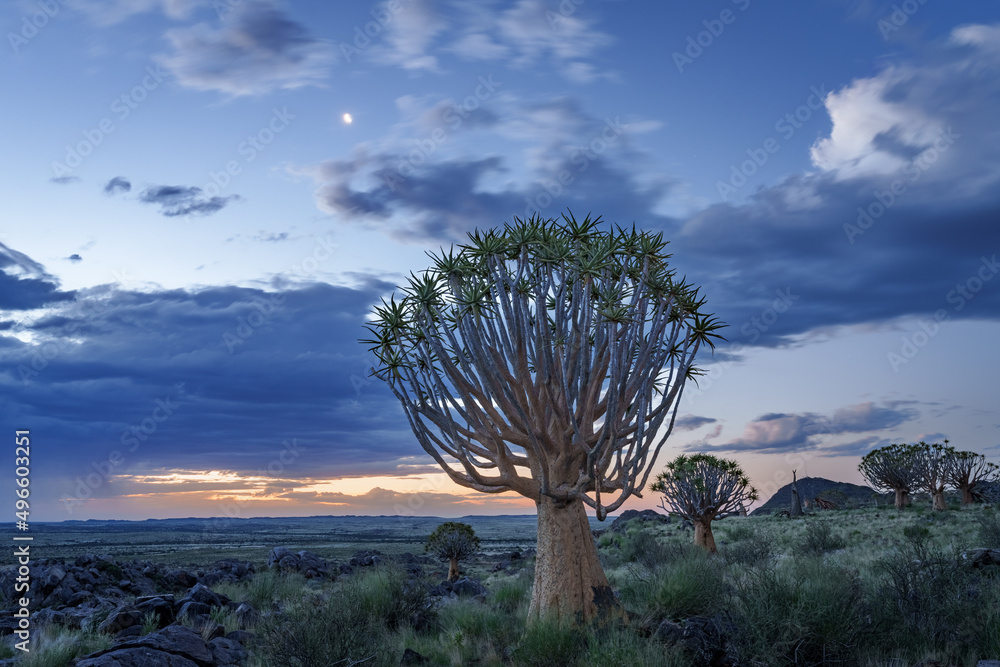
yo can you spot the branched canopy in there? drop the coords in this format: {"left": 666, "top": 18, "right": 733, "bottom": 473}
{"left": 361, "top": 213, "right": 724, "bottom": 518}
{"left": 859, "top": 443, "right": 920, "bottom": 494}
{"left": 425, "top": 522, "right": 481, "bottom": 562}
{"left": 946, "top": 449, "right": 999, "bottom": 492}
{"left": 911, "top": 440, "right": 953, "bottom": 494}
{"left": 651, "top": 453, "right": 757, "bottom": 522}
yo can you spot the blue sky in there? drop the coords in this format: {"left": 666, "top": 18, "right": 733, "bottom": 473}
{"left": 2, "top": 0, "right": 999, "bottom": 521}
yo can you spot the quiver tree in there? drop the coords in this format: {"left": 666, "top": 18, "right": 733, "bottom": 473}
{"left": 911, "top": 440, "right": 954, "bottom": 511}
{"left": 859, "top": 444, "right": 919, "bottom": 509}
{"left": 425, "top": 522, "right": 480, "bottom": 581}
{"left": 790, "top": 469, "right": 803, "bottom": 517}
{"left": 651, "top": 453, "right": 757, "bottom": 553}
{"left": 360, "top": 212, "right": 724, "bottom": 625}
{"left": 946, "top": 449, "right": 999, "bottom": 505}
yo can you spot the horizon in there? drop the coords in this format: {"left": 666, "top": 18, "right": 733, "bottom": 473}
{"left": 3, "top": 1, "right": 999, "bottom": 523}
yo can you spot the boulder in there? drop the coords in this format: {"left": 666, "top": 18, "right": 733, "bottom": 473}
{"left": 98, "top": 606, "right": 144, "bottom": 635}
{"left": 451, "top": 577, "right": 488, "bottom": 598}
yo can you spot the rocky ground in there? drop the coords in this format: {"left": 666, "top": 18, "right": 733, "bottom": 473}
{"left": 0, "top": 544, "right": 533, "bottom": 666}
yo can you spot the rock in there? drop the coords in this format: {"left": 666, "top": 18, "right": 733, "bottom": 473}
{"left": 451, "top": 577, "right": 487, "bottom": 597}
{"left": 234, "top": 602, "right": 259, "bottom": 628}
{"left": 41, "top": 565, "right": 67, "bottom": 592}
{"left": 267, "top": 547, "right": 332, "bottom": 578}
{"left": 653, "top": 619, "right": 684, "bottom": 644}
{"left": 186, "top": 583, "right": 227, "bottom": 608}
{"left": 401, "top": 647, "right": 430, "bottom": 665}
{"left": 177, "top": 601, "right": 212, "bottom": 619}
{"left": 225, "top": 630, "right": 256, "bottom": 644}
{"left": 976, "top": 661, "right": 1000, "bottom": 667}
{"left": 77, "top": 625, "right": 218, "bottom": 667}
{"left": 210, "top": 636, "right": 247, "bottom": 665}
{"left": 98, "top": 606, "right": 144, "bottom": 635}
{"left": 962, "top": 549, "right": 1000, "bottom": 569}
{"left": 136, "top": 597, "right": 175, "bottom": 628}
{"left": 114, "top": 625, "right": 144, "bottom": 642}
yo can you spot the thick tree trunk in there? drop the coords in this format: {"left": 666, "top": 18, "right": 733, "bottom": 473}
{"left": 790, "top": 470, "right": 803, "bottom": 517}
{"left": 448, "top": 556, "right": 459, "bottom": 581}
{"left": 894, "top": 489, "right": 910, "bottom": 509}
{"left": 694, "top": 517, "right": 717, "bottom": 553}
{"left": 961, "top": 486, "right": 974, "bottom": 505}
{"left": 932, "top": 491, "right": 947, "bottom": 511}
{"left": 529, "top": 495, "right": 626, "bottom": 626}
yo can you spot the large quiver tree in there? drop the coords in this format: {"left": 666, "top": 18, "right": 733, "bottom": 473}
{"left": 651, "top": 453, "right": 757, "bottom": 553}
{"left": 911, "top": 440, "right": 954, "bottom": 511}
{"left": 859, "top": 443, "right": 919, "bottom": 509}
{"left": 946, "top": 449, "right": 999, "bottom": 505}
{"left": 361, "top": 213, "right": 723, "bottom": 625}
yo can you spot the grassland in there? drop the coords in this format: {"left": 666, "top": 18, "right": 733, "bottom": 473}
{"left": 16, "top": 503, "right": 1000, "bottom": 666}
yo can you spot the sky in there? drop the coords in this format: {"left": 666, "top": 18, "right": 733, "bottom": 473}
{"left": 2, "top": 0, "right": 999, "bottom": 522}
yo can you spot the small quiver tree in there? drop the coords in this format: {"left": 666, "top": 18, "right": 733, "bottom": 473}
{"left": 859, "top": 443, "right": 919, "bottom": 509}
{"left": 426, "top": 522, "right": 480, "bottom": 582}
{"left": 946, "top": 449, "right": 999, "bottom": 505}
{"left": 651, "top": 453, "right": 757, "bottom": 553}
{"left": 911, "top": 440, "right": 954, "bottom": 511}
{"left": 360, "top": 213, "right": 724, "bottom": 625}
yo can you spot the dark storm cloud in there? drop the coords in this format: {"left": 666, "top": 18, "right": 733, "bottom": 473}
{"left": 104, "top": 176, "right": 132, "bottom": 195}
{"left": 0, "top": 242, "right": 76, "bottom": 310}
{"left": 0, "top": 248, "right": 423, "bottom": 500}
{"left": 692, "top": 401, "right": 921, "bottom": 454}
{"left": 67, "top": 254, "right": 83, "bottom": 262}
{"left": 158, "top": 0, "right": 333, "bottom": 96}
{"left": 139, "top": 185, "right": 239, "bottom": 217}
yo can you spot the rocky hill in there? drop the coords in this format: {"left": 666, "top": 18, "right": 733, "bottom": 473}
{"left": 751, "top": 477, "right": 877, "bottom": 515}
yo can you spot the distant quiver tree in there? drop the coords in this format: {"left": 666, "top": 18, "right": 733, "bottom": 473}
{"left": 946, "top": 449, "right": 999, "bottom": 505}
{"left": 911, "top": 440, "right": 953, "bottom": 511}
{"left": 425, "top": 522, "right": 480, "bottom": 581}
{"left": 361, "top": 212, "right": 724, "bottom": 625}
{"left": 859, "top": 443, "right": 919, "bottom": 509}
{"left": 651, "top": 453, "right": 757, "bottom": 552}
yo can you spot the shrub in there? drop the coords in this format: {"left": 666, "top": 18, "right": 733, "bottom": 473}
{"left": 491, "top": 577, "right": 529, "bottom": 614}
{"left": 619, "top": 544, "right": 725, "bottom": 622}
{"left": 796, "top": 520, "right": 846, "bottom": 556}
{"left": 721, "top": 524, "right": 775, "bottom": 567}
{"left": 512, "top": 617, "right": 588, "bottom": 667}
{"left": 974, "top": 507, "right": 1000, "bottom": 548}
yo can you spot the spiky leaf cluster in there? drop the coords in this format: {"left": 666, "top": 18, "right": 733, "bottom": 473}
{"left": 650, "top": 453, "right": 758, "bottom": 522}
{"left": 911, "top": 440, "right": 954, "bottom": 496}
{"left": 946, "top": 449, "right": 999, "bottom": 496}
{"left": 425, "top": 522, "right": 481, "bottom": 562}
{"left": 360, "top": 212, "right": 724, "bottom": 517}
{"left": 858, "top": 443, "right": 921, "bottom": 495}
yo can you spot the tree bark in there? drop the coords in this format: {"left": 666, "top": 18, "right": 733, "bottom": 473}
{"left": 932, "top": 491, "right": 947, "bottom": 511}
{"left": 961, "top": 486, "right": 974, "bottom": 505}
{"left": 790, "top": 470, "right": 803, "bottom": 517}
{"left": 694, "top": 517, "right": 717, "bottom": 553}
{"left": 529, "top": 495, "right": 626, "bottom": 626}
{"left": 448, "top": 556, "right": 459, "bottom": 581}
{"left": 894, "top": 489, "right": 910, "bottom": 509}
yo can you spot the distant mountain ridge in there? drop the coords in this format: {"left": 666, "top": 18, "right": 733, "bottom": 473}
{"left": 751, "top": 476, "right": 876, "bottom": 515}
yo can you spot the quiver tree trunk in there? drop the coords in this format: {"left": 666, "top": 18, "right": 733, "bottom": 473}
{"left": 894, "top": 489, "right": 911, "bottom": 509}
{"left": 448, "top": 556, "right": 460, "bottom": 581}
{"left": 694, "top": 516, "right": 717, "bottom": 553}
{"left": 790, "top": 470, "right": 803, "bottom": 517}
{"left": 932, "top": 491, "right": 947, "bottom": 511}
{"left": 962, "top": 486, "right": 974, "bottom": 505}
{"left": 529, "top": 496, "right": 626, "bottom": 626}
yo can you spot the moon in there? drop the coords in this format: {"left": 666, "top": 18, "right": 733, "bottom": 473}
{"left": 342, "top": 113, "right": 353, "bottom": 125}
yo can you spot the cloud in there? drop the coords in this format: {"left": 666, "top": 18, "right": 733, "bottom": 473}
{"left": 67, "top": 254, "right": 83, "bottom": 263}
{"left": 674, "top": 415, "right": 718, "bottom": 432}
{"left": 694, "top": 401, "right": 921, "bottom": 454}
{"left": 0, "top": 242, "right": 76, "bottom": 310}
{"left": 104, "top": 176, "right": 132, "bottom": 195}
{"left": 369, "top": 0, "right": 447, "bottom": 72}
{"left": 50, "top": 176, "right": 79, "bottom": 185}
{"left": 138, "top": 185, "right": 240, "bottom": 217}
{"left": 158, "top": 0, "right": 334, "bottom": 96}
